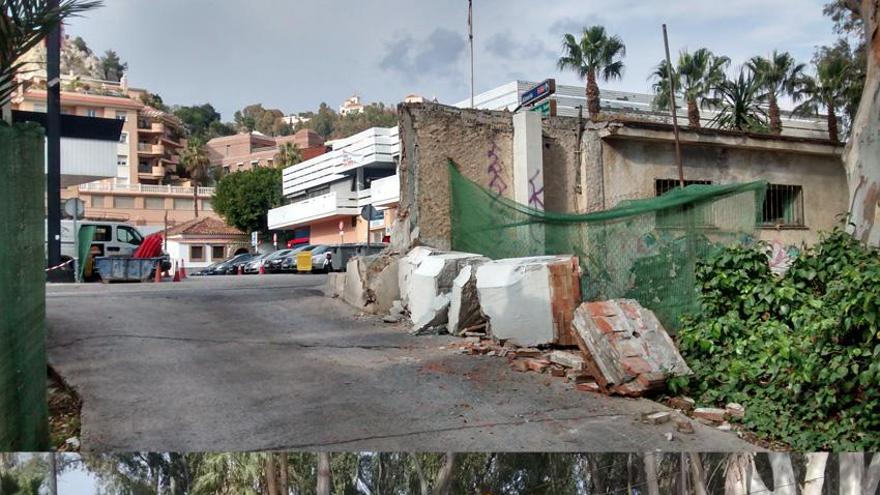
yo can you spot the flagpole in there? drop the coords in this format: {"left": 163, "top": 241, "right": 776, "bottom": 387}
{"left": 469, "top": 0, "right": 474, "bottom": 108}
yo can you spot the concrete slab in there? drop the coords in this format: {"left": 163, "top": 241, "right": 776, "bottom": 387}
{"left": 342, "top": 257, "right": 368, "bottom": 309}
{"left": 409, "top": 252, "right": 487, "bottom": 333}
{"left": 398, "top": 246, "right": 435, "bottom": 309}
{"left": 476, "top": 255, "right": 581, "bottom": 347}
{"left": 448, "top": 264, "right": 485, "bottom": 335}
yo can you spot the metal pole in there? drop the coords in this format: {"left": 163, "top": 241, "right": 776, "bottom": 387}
{"left": 72, "top": 205, "right": 79, "bottom": 283}
{"left": 46, "top": 0, "right": 62, "bottom": 268}
{"left": 662, "top": 24, "right": 685, "bottom": 188}
{"left": 468, "top": 0, "right": 474, "bottom": 108}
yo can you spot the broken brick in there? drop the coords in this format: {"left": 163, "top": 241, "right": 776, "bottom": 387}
{"left": 576, "top": 381, "right": 601, "bottom": 393}
{"left": 668, "top": 396, "right": 696, "bottom": 412}
{"left": 693, "top": 407, "right": 728, "bottom": 423}
{"left": 726, "top": 402, "right": 745, "bottom": 419}
{"left": 675, "top": 419, "right": 695, "bottom": 434}
{"left": 509, "top": 360, "right": 530, "bottom": 373}
{"left": 525, "top": 358, "right": 551, "bottom": 373}
{"left": 643, "top": 411, "right": 671, "bottom": 425}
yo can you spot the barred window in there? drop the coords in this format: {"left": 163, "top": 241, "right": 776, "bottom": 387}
{"left": 762, "top": 184, "right": 804, "bottom": 227}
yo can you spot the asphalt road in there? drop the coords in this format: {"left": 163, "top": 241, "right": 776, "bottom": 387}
{"left": 46, "top": 275, "right": 754, "bottom": 452}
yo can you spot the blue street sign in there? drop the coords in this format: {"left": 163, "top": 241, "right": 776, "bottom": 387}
{"left": 520, "top": 79, "right": 556, "bottom": 107}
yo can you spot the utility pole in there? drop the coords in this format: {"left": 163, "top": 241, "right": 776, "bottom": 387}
{"left": 468, "top": 0, "right": 474, "bottom": 108}
{"left": 46, "top": 0, "right": 62, "bottom": 269}
{"left": 662, "top": 24, "right": 685, "bottom": 188}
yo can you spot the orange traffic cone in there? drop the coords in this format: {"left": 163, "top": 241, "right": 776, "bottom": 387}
{"left": 154, "top": 262, "right": 162, "bottom": 283}
{"left": 172, "top": 262, "right": 181, "bottom": 282}
{"left": 237, "top": 265, "right": 243, "bottom": 276}
{"left": 259, "top": 263, "right": 266, "bottom": 275}
{"left": 179, "top": 259, "right": 187, "bottom": 279}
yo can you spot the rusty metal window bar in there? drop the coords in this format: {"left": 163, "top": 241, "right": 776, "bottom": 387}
{"left": 654, "top": 179, "right": 715, "bottom": 229}
{"left": 762, "top": 184, "right": 804, "bottom": 227}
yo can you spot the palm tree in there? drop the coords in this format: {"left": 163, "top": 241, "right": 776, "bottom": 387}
{"left": 180, "top": 139, "right": 211, "bottom": 218}
{"left": 1, "top": 0, "right": 103, "bottom": 122}
{"left": 651, "top": 48, "right": 730, "bottom": 128}
{"left": 792, "top": 51, "right": 854, "bottom": 143}
{"left": 709, "top": 68, "right": 769, "bottom": 132}
{"left": 557, "top": 25, "right": 626, "bottom": 119}
{"left": 273, "top": 141, "right": 302, "bottom": 169}
{"left": 747, "top": 51, "right": 805, "bottom": 134}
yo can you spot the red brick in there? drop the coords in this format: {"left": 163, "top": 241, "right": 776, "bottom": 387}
{"left": 576, "top": 381, "right": 601, "bottom": 393}
{"left": 509, "top": 360, "right": 530, "bottom": 372}
{"left": 621, "top": 356, "right": 653, "bottom": 375}
{"left": 693, "top": 407, "right": 728, "bottom": 423}
{"left": 526, "top": 358, "right": 551, "bottom": 373}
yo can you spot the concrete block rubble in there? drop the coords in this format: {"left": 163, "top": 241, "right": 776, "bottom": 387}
{"left": 328, "top": 247, "right": 693, "bottom": 398}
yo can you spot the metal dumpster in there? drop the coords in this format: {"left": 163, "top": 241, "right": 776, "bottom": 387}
{"left": 94, "top": 257, "right": 162, "bottom": 283}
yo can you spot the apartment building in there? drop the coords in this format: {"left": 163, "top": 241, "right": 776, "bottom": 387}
{"left": 268, "top": 127, "right": 399, "bottom": 245}
{"left": 206, "top": 129, "right": 328, "bottom": 174}
{"left": 12, "top": 73, "right": 215, "bottom": 230}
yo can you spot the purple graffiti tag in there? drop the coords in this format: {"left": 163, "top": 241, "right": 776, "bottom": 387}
{"left": 486, "top": 141, "right": 507, "bottom": 195}
{"left": 528, "top": 169, "right": 544, "bottom": 209}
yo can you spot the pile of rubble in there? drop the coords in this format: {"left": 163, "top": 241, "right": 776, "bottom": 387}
{"left": 325, "top": 247, "right": 692, "bottom": 398}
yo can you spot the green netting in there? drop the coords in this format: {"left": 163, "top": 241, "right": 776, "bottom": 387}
{"left": 0, "top": 123, "right": 49, "bottom": 450}
{"left": 449, "top": 160, "right": 767, "bottom": 329}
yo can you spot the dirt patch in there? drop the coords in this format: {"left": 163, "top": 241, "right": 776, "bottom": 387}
{"left": 48, "top": 367, "right": 81, "bottom": 452}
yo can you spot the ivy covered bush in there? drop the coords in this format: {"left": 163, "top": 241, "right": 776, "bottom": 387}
{"left": 671, "top": 229, "right": 880, "bottom": 450}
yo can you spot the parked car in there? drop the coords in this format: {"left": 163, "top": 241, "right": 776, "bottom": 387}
{"left": 205, "top": 252, "right": 252, "bottom": 275}
{"left": 263, "top": 249, "right": 294, "bottom": 273}
{"left": 328, "top": 243, "right": 388, "bottom": 272}
{"left": 243, "top": 253, "right": 271, "bottom": 274}
{"left": 307, "top": 245, "right": 334, "bottom": 273}
{"left": 228, "top": 253, "right": 256, "bottom": 274}
{"left": 279, "top": 245, "right": 313, "bottom": 273}
{"left": 191, "top": 261, "right": 221, "bottom": 276}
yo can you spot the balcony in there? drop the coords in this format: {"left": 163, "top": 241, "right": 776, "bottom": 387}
{"left": 137, "top": 142, "right": 164, "bottom": 155}
{"left": 268, "top": 191, "right": 359, "bottom": 230}
{"left": 78, "top": 182, "right": 215, "bottom": 196}
{"left": 370, "top": 174, "right": 399, "bottom": 207}
{"left": 137, "top": 120, "right": 165, "bottom": 134}
{"left": 137, "top": 163, "right": 166, "bottom": 178}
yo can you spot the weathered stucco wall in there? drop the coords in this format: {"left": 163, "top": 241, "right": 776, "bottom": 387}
{"left": 397, "top": 103, "right": 514, "bottom": 250}
{"left": 397, "top": 104, "right": 847, "bottom": 250}
{"left": 599, "top": 135, "right": 848, "bottom": 245}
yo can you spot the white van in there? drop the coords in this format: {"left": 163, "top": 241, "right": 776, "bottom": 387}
{"left": 57, "top": 220, "right": 145, "bottom": 263}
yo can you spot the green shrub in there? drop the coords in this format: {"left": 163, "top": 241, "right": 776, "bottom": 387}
{"left": 673, "top": 229, "right": 880, "bottom": 450}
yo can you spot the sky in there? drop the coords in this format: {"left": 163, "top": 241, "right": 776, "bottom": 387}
{"left": 62, "top": 0, "right": 839, "bottom": 121}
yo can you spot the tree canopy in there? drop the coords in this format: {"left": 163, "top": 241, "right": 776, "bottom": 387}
{"left": 212, "top": 167, "right": 283, "bottom": 234}
{"left": 173, "top": 103, "right": 236, "bottom": 140}
{"left": 233, "top": 104, "right": 292, "bottom": 136}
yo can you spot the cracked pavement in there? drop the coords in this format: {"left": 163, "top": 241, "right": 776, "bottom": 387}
{"left": 46, "top": 275, "right": 754, "bottom": 452}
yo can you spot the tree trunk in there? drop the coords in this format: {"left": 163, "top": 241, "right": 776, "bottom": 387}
{"left": 687, "top": 98, "right": 701, "bottom": 128}
{"left": 802, "top": 453, "right": 828, "bottom": 495}
{"left": 316, "top": 453, "right": 331, "bottom": 495}
{"left": 48, "top": 453, "right": 57, "bottom": 495}
{"left": 843, "top": 0, "right": 880, "bottom": 245}
{"left": 827, "top": 104, "right": 840, "bottom": 143}
{"left": 768, "top": 93, "right": 782, "bottom": 134}
{"left": 432, "top": 452, "right": 456, "bottom": 495}
{"left": 644, "top": 453, "right": 661, "bottom": 495}
{"left": 410, "top": 454, "right": 430, "bottom": 495}
{"left": 689, "top": 453, "right": 708, "bottom": 495}
{"left": 586, "top": 71, "right": 601, "bottom": 119}
{"left": 277, "top": 454, "right": 288, "bottom": 495}
{"left": 588, "top": 456, "right": 607, "bottom": 495}
{"left": 841, "top": 453, "right": 865, "bottom": 495}
{"left": 265, "top": 454, "right": 278, "bottom": 495}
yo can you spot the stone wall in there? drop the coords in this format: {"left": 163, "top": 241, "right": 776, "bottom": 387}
{"left": 396, "top": 103, "right": 514, "bottom": 250}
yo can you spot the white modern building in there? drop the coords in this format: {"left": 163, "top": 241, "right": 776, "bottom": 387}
{"left": 454, "top": 80, "right": 829, "bottom": 138}
{"left": 267, "top": 126, "right": 399, "bottom": 245}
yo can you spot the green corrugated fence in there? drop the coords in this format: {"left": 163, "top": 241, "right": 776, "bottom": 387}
{"left": 0, "top": 123, "right": 49, "bottom": 450}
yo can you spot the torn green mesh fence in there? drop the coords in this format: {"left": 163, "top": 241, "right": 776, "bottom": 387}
{"left": 0, "top": 123, "right": 49, "bottom": 450}
{"left": 449, "top": 159, "right": 767, "bottom": 329}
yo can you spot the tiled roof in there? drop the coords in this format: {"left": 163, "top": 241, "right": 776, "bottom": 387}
{"left": 166, "top": 217, "right": 244, "bottom": 237}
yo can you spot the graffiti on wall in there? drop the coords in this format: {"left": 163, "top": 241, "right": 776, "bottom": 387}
{"left": 486, "top": 140, "right": 508, "bottom": 195}
{"left": 528, "top": 169, "right": 544, "bottom": 210}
